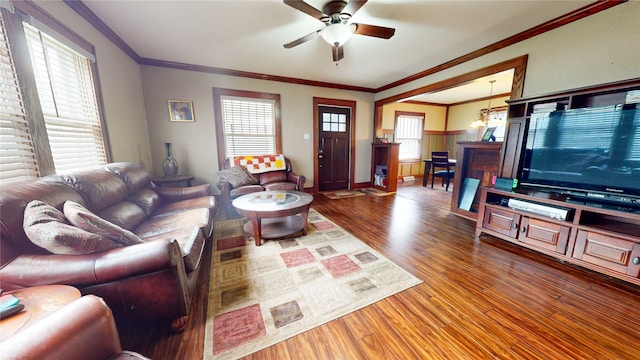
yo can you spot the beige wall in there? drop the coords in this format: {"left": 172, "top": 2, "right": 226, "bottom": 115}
{"left": 381, "top": 103, "right": 447, "bottom": 131}
{"left": 35, "top": 1, "right": 640, "bottom": 193}
{"left": 447, "top": 96, "right": 509, "bottom": 131}
{"left": 140, "top": 66, "right": 375, "bottom": 189}
{"left": 35, "top": 1, "right": 152, "bottom": 169}
{"left": 376, "top": 2, "right": 640, "bottom": 102}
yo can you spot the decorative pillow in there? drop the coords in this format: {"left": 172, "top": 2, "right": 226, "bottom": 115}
{"left": 63, "top": 200, "right": 144, "bottom": 246}
{"left": 23, "top": 200, "right": 121, "bottom": 255}
{"left": 217, "top": 166, "right": 258, "bottom": 188}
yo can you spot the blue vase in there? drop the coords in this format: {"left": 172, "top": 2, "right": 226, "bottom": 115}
{"left": 162, "top": 143, "right": 178, "bottom": 176}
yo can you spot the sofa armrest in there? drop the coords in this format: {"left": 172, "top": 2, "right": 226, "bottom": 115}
{"left": 154, "top": 184, "right": 210, "bottom": 202}
{"left": 0, "top": 239, "right": 184, "bottom": 289}
{"left": 288, "top": 171, "right": 306, "bottom": 191}
{"left": 0, "top": 295, "right": 149, "bottom": 360}
{"left": 216, "top": 179, "right": 232, "bottom": 207}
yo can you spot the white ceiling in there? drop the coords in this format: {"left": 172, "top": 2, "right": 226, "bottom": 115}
{"left": 81, "top": 0, "right": 592, "bottom": 102}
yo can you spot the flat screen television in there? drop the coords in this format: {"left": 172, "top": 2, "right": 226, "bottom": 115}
{"left": 519, "top": 102, "right": 640, "bottom": 209}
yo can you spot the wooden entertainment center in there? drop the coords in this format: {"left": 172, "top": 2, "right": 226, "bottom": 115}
{"left": 476, "top": 78, "right": 640, "bottom": 286}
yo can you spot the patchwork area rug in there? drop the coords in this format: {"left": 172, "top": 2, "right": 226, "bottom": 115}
{"left": 321, "top": 187, "right": 393, "bottom": 199}
{"left": 204, "top": 209, "right": 422, "bottom": 359}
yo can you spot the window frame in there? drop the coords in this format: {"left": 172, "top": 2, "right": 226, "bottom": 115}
{"left": 1, "top": 2, "right": 110, "bottom": 179}
{"left": 394, "top": 111, "right": 425, "bottom": 162}
{"left": 213, "top": 87, "right": 282, "bottom": 169}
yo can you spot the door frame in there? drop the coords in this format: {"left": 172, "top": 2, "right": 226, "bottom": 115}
{"left": 313, "top": 97, "right": 356, "bottom": 194}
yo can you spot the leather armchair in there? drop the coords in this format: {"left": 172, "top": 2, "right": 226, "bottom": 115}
{"left": 0, "top": 295, "right": 150, "bottom": 360}
{"left": 217, "top": 156, "right": 306, "bottom": 209}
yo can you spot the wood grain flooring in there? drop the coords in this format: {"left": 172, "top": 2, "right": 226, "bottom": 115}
{"left": 119, "top": 182, "right": 640, "bottom": 359}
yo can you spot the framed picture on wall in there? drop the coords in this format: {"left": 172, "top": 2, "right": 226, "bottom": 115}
{"left": 168, "top": 100, "right": 195, "bottom": 122}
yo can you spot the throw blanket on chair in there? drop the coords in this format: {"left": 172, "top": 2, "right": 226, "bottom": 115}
{"left": 231, "top": 154, "right": 286, "bottom": 174}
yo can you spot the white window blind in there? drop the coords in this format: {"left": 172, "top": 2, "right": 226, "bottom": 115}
{"left": 558, "top": 105, "right": 620, "bottom": 149}
{"left": 23, "top": 22, "right": 106, "bottom": 173}
{"left": 0, "top": 12, "right": 40, "bottom": 181}
{"left": 395, "top": 114, "right": 424, "bottom": 160}
{"left": 221, "top": 95, "right": 276, "bottom": 157}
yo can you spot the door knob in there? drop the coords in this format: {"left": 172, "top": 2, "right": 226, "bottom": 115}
{"left": 633, "top": 257, "right": 640, "bottom": 265}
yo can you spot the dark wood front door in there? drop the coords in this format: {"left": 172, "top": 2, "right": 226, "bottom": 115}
{"left": 318, "top": 105, "right": 350, "bottom": 191}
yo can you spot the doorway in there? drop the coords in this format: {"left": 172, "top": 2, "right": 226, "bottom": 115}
{"left": 313, "top": 98, "right": 356, "bottom": 193}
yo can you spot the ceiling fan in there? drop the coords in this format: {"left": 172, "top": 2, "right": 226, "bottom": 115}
{"left": 283, "top": 0, "right": 395, "bottom": 62}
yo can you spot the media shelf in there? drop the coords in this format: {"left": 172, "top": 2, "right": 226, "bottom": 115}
{"left": 477, "top": 187, "right": 640, "bottom": 286}
{"left": 371, "top": 143, "right": 399, "bottom": 192}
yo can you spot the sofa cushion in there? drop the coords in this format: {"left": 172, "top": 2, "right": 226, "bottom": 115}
{"left": 64, "top": 201, "right": 144, "bottom": 246}
{"left": 259, "top": 170, "right": 287, "bottom": 185}
{"left": 59, "top": 170, "right": 128, "bottom": 212}
{"left": 263, "top": 182, "right": 297, "bottom": 191}
{"left": 138, "top": 227, "right": 205, "bottom": 272}
{"left": 126, "top": 188, "right": 161, "bottom": 215}
{"left": 229, "top": 184, "right": 264, "bottom": 198}
{"left": 97, "top": 201, "right": 147, "bottom": 230}
{"left": 23, "top": 200, "right": 121, "bottom": 255}
{"left": 217, "top": 166, "right": 257, "bottom": 188}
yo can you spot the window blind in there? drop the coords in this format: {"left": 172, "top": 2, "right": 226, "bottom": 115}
{"left": 221, "top": 95, "right": 276, "bottom": 156}
{"left": 558, "top": 105, "right": 620, "bottom": 149}
{"left": 0, "top": 13, "right": 40, "bottom": 181}
{"left": 395, "top": 114, "right": 424, "bottom": 160}
{"left": 628, "top": 105, "right": 640, "bottom": 161}
{"left": 23, "top": 22, "right": 106, "bottom": 173}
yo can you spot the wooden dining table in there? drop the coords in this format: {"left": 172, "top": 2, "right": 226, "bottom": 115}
{"left": 422, "top": 158, "right": 457, "bottom": 187}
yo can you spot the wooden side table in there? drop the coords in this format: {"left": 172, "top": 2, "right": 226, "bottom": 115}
{"left": 0, "top": 285, "right": 81, "bottom": 342}
{"left": 151, "top": 174, "right": 194, "bottom": 187}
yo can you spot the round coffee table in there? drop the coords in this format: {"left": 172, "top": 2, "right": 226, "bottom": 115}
{"left": 232, "top": 190, "right": 314, "bottom": 246}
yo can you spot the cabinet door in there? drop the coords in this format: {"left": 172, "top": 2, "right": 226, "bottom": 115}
{"left": 499, "top": 118, "right": 526, "bottom": 179}
{"left": 482, "top": 206, "right": 520, "bottom": 239}
{"left": 518, "top": 217, "right": 570, "bottom": 254}
{"left": 573, "top": 230, "right": 640, "bottom": 277}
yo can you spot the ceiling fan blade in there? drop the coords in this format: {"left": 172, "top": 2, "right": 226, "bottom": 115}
{"left": 283, "top": 30, "right": 321, "bottom": 48}
{"left": 283, "top": 0, "right": 327, "bottom": 21}
{"left": 332, "top": 44, "right": 344, "bottom": 62}
{"left": 353, "top": 23, "right": 395, "bottom": 39}
{"left": 342, "top": 0, "right": 367, "bottom": 17}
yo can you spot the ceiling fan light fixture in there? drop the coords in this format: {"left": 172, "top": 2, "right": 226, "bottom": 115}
{"left": 321, "top": 23, "right": 355, "bottom": 46}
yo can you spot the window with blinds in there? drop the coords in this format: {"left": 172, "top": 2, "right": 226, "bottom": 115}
{"left": 220, "top": 95, "right": 276, "bottom": 157}
{"left": 23, "top": 22, "right": 106, "bottom": 173}
{"left": 395, "top": 112, "right": 424, "bottom": 160}
{"left": 0, "top": 12, "right": 39, "bottom": 181}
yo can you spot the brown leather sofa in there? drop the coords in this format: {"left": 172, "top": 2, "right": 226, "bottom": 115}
{"left": 0, "top": 162, "right": 216, "bottom": 331}
{"left": 216, "top": 156, "right": 305, "bottom": 209}
{"left": 0, "top": 294, "right": 149, "bottom": 360}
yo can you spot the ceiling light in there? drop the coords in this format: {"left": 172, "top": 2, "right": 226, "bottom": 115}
{"left": 321, "top": 23, "right": 356, "bottom": 46}
{"left": 471, "top": 80, "right": 504, "bottom": 128}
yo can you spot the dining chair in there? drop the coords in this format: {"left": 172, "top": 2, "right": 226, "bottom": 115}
{"left": 431, "top": 151, "right": 455, "bottom": 191}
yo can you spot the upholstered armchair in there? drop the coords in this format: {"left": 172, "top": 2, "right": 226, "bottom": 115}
{"left": 216, "top": 155, "right": 306, "bottom": 210}
{"left": 0, "top": 295, "right": 150, "bottom": 360}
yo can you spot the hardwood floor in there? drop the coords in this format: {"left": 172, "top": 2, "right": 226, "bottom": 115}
{"left": 119, "top": 181, "right": 640, "bottom": 359}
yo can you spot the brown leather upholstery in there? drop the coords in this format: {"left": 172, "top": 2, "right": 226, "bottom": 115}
{"left": 0, "top": 295, "right": 150, "bottom": 360}
{"left": 0, "top": 162, "right": 216, "bottom": 326}
{"left": 217, "top": 156, "right": 306, "bottom": 209}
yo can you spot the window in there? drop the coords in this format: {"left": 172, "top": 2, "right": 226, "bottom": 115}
{"left": 213, "top": 88, "right": 282, "bottom": 167}
{"left": 23, "top": 22, "right": 107, "bottom": 173}
{"left": 394, "top": 111, "right": 424, "bottom": 161}
{"left": 0, "top": 11, "right": 39, "bottom": 180}
{"left": 0, "top": 4, "right": 109, "bottom": 182}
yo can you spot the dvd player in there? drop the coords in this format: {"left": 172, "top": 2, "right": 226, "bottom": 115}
{"left": 507, "top": 199, "right": 571, "bottom": 220}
